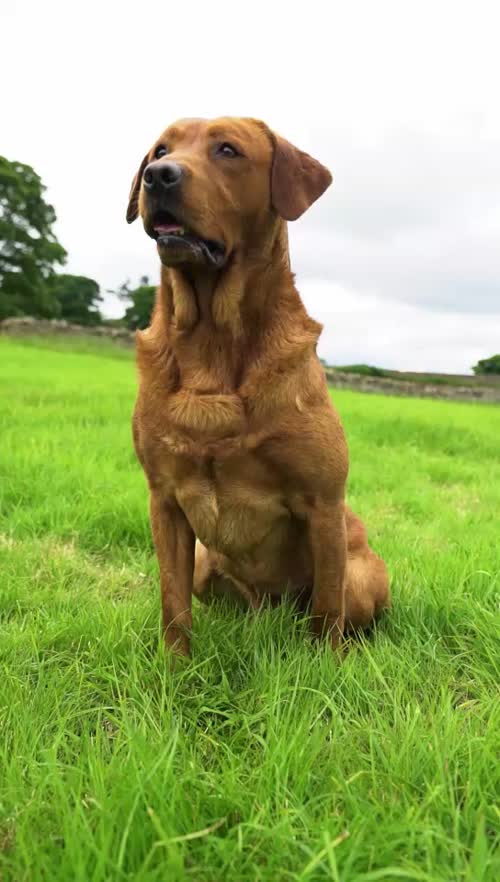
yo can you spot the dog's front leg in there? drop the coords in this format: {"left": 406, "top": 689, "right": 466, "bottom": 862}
{"left": 150, "top": 492, "right": 195, "bottom": 656}
{"left": 308, "top": 499, "right": 347, "bottom": 648}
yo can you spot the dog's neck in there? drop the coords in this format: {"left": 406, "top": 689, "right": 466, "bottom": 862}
{"left": 139, "top": 220, "right": 321, "bottom": 396}
{"left": 161, "top": 219, "right": 290, "bottom": 334}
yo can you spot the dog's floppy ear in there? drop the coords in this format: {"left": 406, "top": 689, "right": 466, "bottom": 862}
{"left": 126, "top": 154, "right": 150, "bottom": 224}
{"left": 271, "top": 134, "right": 332, "bottom": 221}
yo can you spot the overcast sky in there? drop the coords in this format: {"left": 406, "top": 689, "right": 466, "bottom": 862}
{"left": 2, "top": 0, "right": 499, "bottom": 372}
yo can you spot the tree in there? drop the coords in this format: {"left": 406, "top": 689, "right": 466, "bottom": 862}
{"left": 48, "top": 274, "right": 103, "bottom": 325}
{"left": 472, "top": 355, "right": 500, "bottom": 376}
{"left": 0, "top": 156, "right": 67, "bottom": 320}
{"left": 113, "top": 277, "right": 157, "bottom": 330}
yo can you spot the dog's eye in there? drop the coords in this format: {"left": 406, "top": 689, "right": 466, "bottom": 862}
{"left": 154, "top": 145, "right": 168, "bottom": 159}
{"left": 216, "top": 142, "right": 240, "bottom": 158}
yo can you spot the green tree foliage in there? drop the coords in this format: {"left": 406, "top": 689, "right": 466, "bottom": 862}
{"left": 0, "top": 156, "right": 67, "bottom": 320}
{"left": 115, "top": 277, "right": 156, "bottom": 330}
{"left": 472, "top": 354, "right": 500, "bottom": 375}
{"left": 48, "top": 274, "right": 103, "bottom": 325}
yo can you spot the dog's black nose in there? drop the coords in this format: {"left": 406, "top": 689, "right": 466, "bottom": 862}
{"left": 143, "top": 161, "right": 183, "bottom": 193}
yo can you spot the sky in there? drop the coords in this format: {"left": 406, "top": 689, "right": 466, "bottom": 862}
{"left": 2, "top": 0, "right": 499, "bottom": 372}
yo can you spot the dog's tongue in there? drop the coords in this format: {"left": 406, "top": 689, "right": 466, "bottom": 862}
{"left": 155, "top": 223, "right": 184, "bottom": 235}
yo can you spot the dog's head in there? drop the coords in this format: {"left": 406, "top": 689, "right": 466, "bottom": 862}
{"left": 126, "top": 117, "right": 332, "bottom": 270}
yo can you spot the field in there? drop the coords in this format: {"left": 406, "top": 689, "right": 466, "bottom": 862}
{"left": 1, "top": 337, "right": 499, "bottom": 882}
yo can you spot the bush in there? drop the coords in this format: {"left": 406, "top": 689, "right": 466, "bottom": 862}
{"left": 112, "top": 278, "right": 157, "bottom": 330}
{"left": 48, "top": 274, "right": 103, "bottom": 325}
{"left": 473, "top": 354, "right": 500, "bottom": 375}
{"left": 335, "top": 363, "right": 386, "bottom": 378}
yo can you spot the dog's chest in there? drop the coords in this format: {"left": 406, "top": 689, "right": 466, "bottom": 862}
{"left": 175, "top": 449, "right": 289, "bottom": 556}
{"left": 139, "top": 375, "right": 292, "bottom": 556}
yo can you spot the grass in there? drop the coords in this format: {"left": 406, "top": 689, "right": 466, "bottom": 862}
{"left": 0, "top": 335, "right": 499, "bottom": 882}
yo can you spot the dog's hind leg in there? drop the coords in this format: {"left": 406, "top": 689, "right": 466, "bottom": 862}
{"left": 344, "top": 507, "right": 390, "bottom": 630}
{"left": 193, "top": 541, "right": 261, "bottom": 610}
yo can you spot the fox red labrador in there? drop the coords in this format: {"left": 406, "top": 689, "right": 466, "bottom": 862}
{"left": 126, "top": 117, "right": 389, "bottom": 656}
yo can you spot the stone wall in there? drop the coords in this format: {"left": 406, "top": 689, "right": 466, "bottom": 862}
{"left": 2, "top": 316, "right": 498, "bottom": 403}
{"left": 0, "top": 316, "right": 134, "bottom": 343}
{"left": 325, "top": 369, "right": 500, "bottom": 404}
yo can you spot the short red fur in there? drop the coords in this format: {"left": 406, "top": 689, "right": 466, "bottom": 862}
{"left": 127, "top": 117, "right": 390, "bottom": 656}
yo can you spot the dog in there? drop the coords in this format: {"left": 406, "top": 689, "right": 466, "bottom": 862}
{"left": 126, "top": 117, "right": 390, "bottom": 656}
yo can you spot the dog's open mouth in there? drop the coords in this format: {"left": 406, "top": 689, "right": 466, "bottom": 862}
{"left": 147, "top": 210, "right": 226, "bottom": 269}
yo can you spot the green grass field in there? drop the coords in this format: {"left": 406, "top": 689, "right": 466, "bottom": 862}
{"left": 1, "top": 337, "right": 499, "bottom": 882}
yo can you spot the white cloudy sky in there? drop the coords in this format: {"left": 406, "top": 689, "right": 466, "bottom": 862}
{"left": 2, "top": 0, "right": 499, "bottom": 372}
